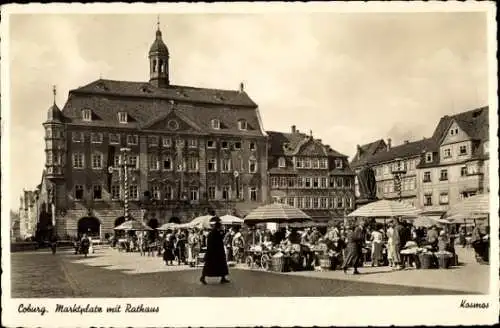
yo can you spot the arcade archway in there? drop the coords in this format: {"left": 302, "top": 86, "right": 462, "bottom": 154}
{"left": 147, "top": 218, "right": 159, "bottom": 229}
{"left": 114, "top": 216, "right": 126, "bottom": 227}
{"left": 78, "top": 216, "right": 101, "bottom": 238}
{"left": 169, "top": 217, "right": 181, "bottom": 224}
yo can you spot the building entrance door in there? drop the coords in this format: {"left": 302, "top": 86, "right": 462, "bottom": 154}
{"left": 77, "top": 216, "right": 101, "bottom": 239}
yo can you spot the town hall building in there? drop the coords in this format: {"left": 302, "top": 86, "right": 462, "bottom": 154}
{"left": 39, "top": 24, "right": 269, "bottom": 238}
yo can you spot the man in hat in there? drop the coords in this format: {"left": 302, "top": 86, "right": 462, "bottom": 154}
{"left": 200, "top": 211, "right": 230, "bottom": 284}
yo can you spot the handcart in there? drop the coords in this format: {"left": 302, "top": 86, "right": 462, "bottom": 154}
{"left": 244, "top": 245, "right": 272, "bottom": 270}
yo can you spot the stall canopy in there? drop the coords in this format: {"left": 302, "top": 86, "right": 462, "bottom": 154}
{"left": 444, "top": 212, "right": 489, "bottom": 224}
{"left": 446, "top": 193, "right": 490, "bottom": 216}
{"left": 413, "top": 216, "right": 451, "bottom": 228}
{"left": 347, "top": 199, "right": 421, "bottom": 218}
{"left": 157, "top": 222, "right": 185, "bottom": 231}
{"left": 244, "top": 203, "right": 312, "bottom": 224}
{"left": 220, "top": 215, "right": 244, "bottom": 225}
{"left": 186, "top": 214, "right": 243, "bottom": 229}
{"left": 114, "top": 220, "right": 153, "bottom": 231}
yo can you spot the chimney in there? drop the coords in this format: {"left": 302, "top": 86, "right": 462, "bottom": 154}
{"left": 387, "top": 138, "right": 392, "bottom": 150}
{"left": 404, "top": 140, "right": 409, "bottom": 144}
{"left": 309, "top": 129, "right": 313, "bottom": 138}
{"left": 239, "top": 82, "right": 244, "bottom": 93}
{"left": 291, "top": 125, "right": 296, "bottom": 133}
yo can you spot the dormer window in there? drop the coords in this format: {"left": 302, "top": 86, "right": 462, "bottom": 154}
{"left": 238, "top": 119, "right": 248, "bottom": 131}
{"left": 82, "top": 109, "right": 92, "bottom": 121}
{"left": 335, "top": 159, "right": 343, "bottom": 169}
{"left": 278, "top": 157, "right": 286, "bottom": 168}
{"left": 425, "top": 152, "right": 433, "bottom": 163}
{"left": 118, "top": 112, "right": 128, "bottom": 123}
{"left": 211, "top": 119, "right": 221, "bottom": 130}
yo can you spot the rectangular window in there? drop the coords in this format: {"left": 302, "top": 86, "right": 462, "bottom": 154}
{"left": 320, "top": 177, "right": 327, "bottom": 188}
{"left": 425, "top": 152, "right": 433, "bottom": 163}
{"left": 249, "top": 160, "right": 257, "bottom": 173}
{"left": 148, "top": 136, "right": 159, "bottom": 147}
{"left": 329, "top": 197, "right": 335, "bottom": 209}
{"left": 91, "top": 153, "right": 103, "bottom": 169}
{"left": 118, "top": 112, "right": 128, "bottom": 123}
{"left": 288, "top": 177, "right": 296, "bottom": 188}
{"left": 190, "top": 187, "right": 198, "bottom": 201}
{"left": 460, "top": 166, "right": 467, "bottom": 177}
{"left": 129, "top": 185, "right": 138, "bottom": 200}
{"left": 320, "top": 197, "right": 327, "bottom": 208}
{"left": 278, "top": 157, "right": 286, "bottom": 168}
{"left": 72, "top": 153, "right": 84, "bottom": 169}
{"left": 149, "top": 154, "right": 159, "bottom": 170}
{"left": 296, "top": 197, "right": 303, "bottom": 208}
{"left": 111, "top": 185, "right": 120, "bottom": 200}
{"left": 443, "top": 148, "right": 452, "bottom": 158}
{"left": 440, "top": 169, "right": 448, "bottom": 181}
{"left": 459, "top": 145, "right": 467, "bottom": 155}
{"left": 187, "top": 157, "right": 199, "bottom": 172}
{"left": 295, "top": 159, "right": 302, "bottom": 168}
{"left": 163, "top": 156, "right": 172, "bottom": 170}
{"left": 271, "top": 177, "right": 279, "bottom": 188}
{"left": 336, "top": 177, "right": 343, "bottom": 188}
{"left": 304, "top": 197, "right": 311, "bottom": 209}
{"left": 304, "top": 159, "right": 311, "bottom": 169}
{"left": 207, "top": 140, "right": 216, "bottom": 149}
{"left": 238, "top": 120, "right": 248, "bottom": 130}
{"left": 439, "top": 193, "right": 449, "bottom": 205}
{"left": 93, "top": 185, "right": 102, "bottom": 200}
{"left": 129, "top": 155, "right": 138, "bottom": 169}
{"left": 127, "top": 135, "right": 138, "bottom": 145}
{"left": 221, "top": 159, "right": 231, "bottom": 172}
{"left": 305, "top": 177, "right": 311, "bottom": 188}
{"left": 222, "top": 186, "right": 231, "bottom": 200}
{"left": 91, "top": 132, "right": 103, "bottom": 144}
{"left": 152, "top": 185, "right": 161, "bottom": 200}
{"left": 337, "top": 197, "right": 344, "bottom": 208}
{"left": 74, "top": 185, "right": 84, "bottom": 200}
{"left": 329, "top": 178, "right": 335, "bottom": 188}
{"left": 188, "top": 139, "right": 198, "bottom": 149}
{"left": 164, "top": 185, "right": 173, "bottom": 200}
{"left": 82, "top": 109, "right": 92, "bottom": 121}
{"left": 279, "top": 177, "right": 287, "bottom": 188}
{"left": 208, "top": 159, "right": 217, "bottom": 172}
{"left": 113, "top": 155, "right": 121, "bottom": 167}
{"left": 72, "top": 132, "right": 83, "bottom": 143}
{"left": 346, "top": 197, "right": 352, "bottom": 209}
{"left": 287, "top": 197, "right": 295, "bottom": 207}
{"left": 319, "top": 158, "right": 328, "bottom": 169}
{"left": 208, "top": 186, "right": 216, "bottom": 200}
{"left": 312, "top": 159, "right": 319, "bottom": 169}
{"left": 221, "top": 141, "right": 229, "bottom": 149}
{"left": 424, "top": 194, "right": 433, "bottom": 206}
{"left": 335, "top": 159, "right": 343, "bottom": 169}
{"left": 423, "top": 171, "right": 431, "bottom": 183}
{"left": 249, "top": 142, "right": 256, "bottom": 151}
{"left": 312, "top": 177, "right": 319, "bottom": 188}
{"left": 234, "top": 141, "right": 242, "bottom": 150}
{"left": 345, "top": 178, "right": 352, "bottom": 188}
{"left": 162, "top": 137, "right": 172, "bottom": 148}
{"left": 297, "top": 177, "right": 303, "bottom": 188}
{"left": 312, "top": 198, "right": 319, "bottom": 209}
{"left": 109, "top": 133, "right": 120, "bottom": 145}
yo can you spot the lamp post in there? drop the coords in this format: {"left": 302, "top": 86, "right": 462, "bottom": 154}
{"left": 119, "top": 147, "right": 133, "bottom": 221}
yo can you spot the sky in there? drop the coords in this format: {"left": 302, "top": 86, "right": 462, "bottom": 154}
{"left": 5, "top": 11, "right": 489, "bottom": 211}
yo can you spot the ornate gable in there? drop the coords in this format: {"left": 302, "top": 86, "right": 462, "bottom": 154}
{"left": 297, "top": 139, "right": 327, "bottom": 156}
{"left": 440, "top": 120, "right": 471, "bottom": 146}
{"left": 141, "top": 110, "right": 203, "bottom": 133}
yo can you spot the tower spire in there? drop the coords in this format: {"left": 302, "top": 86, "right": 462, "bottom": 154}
{"left": 52, "top": 85, "right": 56, "bottom": 105}
{"left": 157, "top": 15, "right": 160, "bottom": 31}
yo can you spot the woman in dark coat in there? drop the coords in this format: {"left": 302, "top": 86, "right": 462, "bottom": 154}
{"left": 163, "top": 231, "right": 176, "bottom": 265}
{"left": 342, "top": 221, "right": 365, "bottom": 274}
{"left": 200, "top": 217, "right": 230, "bottom": 284}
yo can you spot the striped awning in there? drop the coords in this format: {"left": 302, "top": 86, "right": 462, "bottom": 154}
{"left": 244, "top": 203, "right": 312, "bottom": 224}
{"left": 347, "top": 199, "right": 421, "bottom": 218}
{"left": 447, "top": 193, "right": 490, "bottom": 216}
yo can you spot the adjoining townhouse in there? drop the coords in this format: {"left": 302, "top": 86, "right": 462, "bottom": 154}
{"left": 267, "top": 126, "right": 356, "bottom": 222}
{"left": 351, "top": 106, "right": 490, "bottom": 218}
{"left": 416, "top": 106, "right": 489, "bottom": 219}
{"left": 351, "top": 138, "right": 432, "bottom": 208}
{"left": 18, "top": 190, "right": 38, "bottom": 239}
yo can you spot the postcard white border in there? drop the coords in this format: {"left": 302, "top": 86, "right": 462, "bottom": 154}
{"left": 1, "top": 2, "right": 498, "bottom": 327}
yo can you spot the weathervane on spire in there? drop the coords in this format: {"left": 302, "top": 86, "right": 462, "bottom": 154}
{"left": 52, "top": 85, "right": 57, "bottom": 104}
{"left": 157, "top": 15, "right": 160, "bottom": 30}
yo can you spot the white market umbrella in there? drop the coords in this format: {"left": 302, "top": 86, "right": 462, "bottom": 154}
{"left": 114, "top": 220, "right": 153, "bottom": 231}
{"left": 444, "top": 212, "right": 488, "bottom": 224}
{"left": 220, "top": 214, "right": 244, "bottom": 225}
{"left": 243, "top": 203, "right": 312, "bottom": 224}
{"left": 157, "top": 222, "right": 181, "bottom": 231}
{"left": 186, "top": 215, "right": 213, "bottom": 229}
{"left": 446, "top": 193, "right": 490, "bottom": 216}
{"left": 347, "top": 199, "right": 421, "bottom": 218}
{"left": 413, "top": 216, "right": 451, "bottom": 228}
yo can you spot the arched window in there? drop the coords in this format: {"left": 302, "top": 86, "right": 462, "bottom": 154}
{"left": 278, "top": 157, "right": 286, "bottom": 168}
{"left": 152, "top": 59, "right": 157, "bottom": 73}
{"left": 159, "top": 60, "right": 163, "bottom": 73}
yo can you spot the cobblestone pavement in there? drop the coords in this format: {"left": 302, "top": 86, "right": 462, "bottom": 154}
{"left": 10, "top": 247, "right": 474, "bottom": 298}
